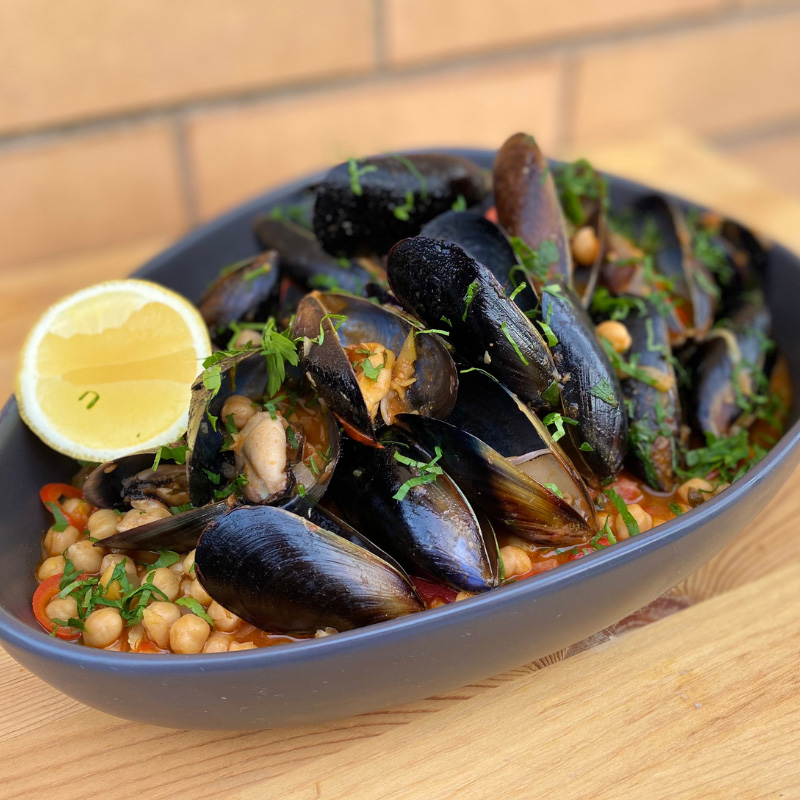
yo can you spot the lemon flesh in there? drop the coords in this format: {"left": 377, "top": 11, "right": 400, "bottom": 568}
{"left": 16, "top": 280, "right": 212, "bottom": 461}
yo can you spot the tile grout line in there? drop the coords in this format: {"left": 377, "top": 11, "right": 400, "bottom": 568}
{"left": 1, "top": 0, "right": 798, "bottom": 152}
{"left": 171, "top": 114, "right": 200, "bottom": 229}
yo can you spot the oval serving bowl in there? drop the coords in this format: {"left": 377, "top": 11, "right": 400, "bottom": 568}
{"left": 0, "top": 149, "right": 798, "bottom": 730}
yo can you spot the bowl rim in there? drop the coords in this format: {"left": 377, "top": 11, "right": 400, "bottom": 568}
{"left": 0, "top": 147, "right": 798, "bottom": 673}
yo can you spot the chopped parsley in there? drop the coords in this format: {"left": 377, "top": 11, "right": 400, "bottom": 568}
{"left": 45, "top": 502, "right": 70, "bottom": 532}
{"left": 589, "top": 378, "right": 618, "bottom": 408}
{"left": 260, "top": 318, "right": 300, "bottom": 398}
{"left": 152, "top": 444, "right": 188, "bottom": 471}
{"left": 392, "top": 190, "right": 415, "bottom": 221}
{"left": 175, "top": 597, "right": 213, "bottom": 626}
{"left": 604, "top": 489, "right": 640, "bottom": 538}
{"left": 543, "top": 482, "right": 564, "bottom": 499}
{"left": 392, "top": 447, "right": 444, "bottom": 501}
{"left": 590, "top": 288, "right": 646, "bottom": 321}
{"left": 579, "top": 442, "right": 594, "bottom": 452}
{"left": 542, "top": 412, "right": 578, "bottom": 442}
{"left": 214, "top": 473, "right": 249, "bottom": 501}
{"left": 510, "top": 237, "right": 559, "bottom": 284}
{"left": 500, "top": 321, "right": 529, "bottom": 366}
{"left": 669, "top": 503, "right": 684, "bottom": 516}
{"left": 151, "top": 551, "right": 182, "bottom": 570}
{"left": 537, "top": 320, "right": 558, "bottom": 347}
{"left": 451, "top": 194, "right": 467, "bottom": 212}
{"left": 78, "top": 390, "right": 100, "bottom": 410}
{"left": 462, "top": 280, "right": 481, "bottom": 321}
{"left": 554, "top": 158, "right": 608, "bottom": 226}
{"left": 348, "top": 158, "right": 377, "bottom": 196}
{"left": 359, "top": 357, "right": 386, "bottom": 381}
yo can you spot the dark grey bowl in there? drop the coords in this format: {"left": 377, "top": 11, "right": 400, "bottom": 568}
{"left": 0, "top": 150, "right": 797, "bottom": 730}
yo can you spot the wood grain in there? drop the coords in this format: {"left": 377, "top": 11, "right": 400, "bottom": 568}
{"left": 0, "top": 133, "right": 799, "bottom": 799}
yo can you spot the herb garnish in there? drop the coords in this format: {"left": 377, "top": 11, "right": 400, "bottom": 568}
{"left": 500, "top": 322, "right": 529, "bottom": 366}
{"left": 78, "top": 390, "right": 100, "bottom": 410}
{"left": 604, "top": 489, "right": 640, "bottom": 538}
{"left": 392, "top": 447, "right": 444, "bottom": 501}
{"left": 542, "top": 412, "right": 578, "bottom": 442}
{"left": 510, "top": 238, "right": 559, "bottom": 284}
{"left": 451, "top": 194, "right": 467, "bottom": 212}
{"left": 589, "top": 378, "right": 618, "bottom": 408}
{"left": 45, "top": 502, "right": 70, "bottom": 532}
{"left": 175, "top": 597, "right": 214, "bottom": 626}
{"left": 392, "top": 190, "right": 415, "bottom": 221}
{"left": 348, "top": 158, "right": 377, "bottom": 196}
{"left": 462, "top": 280, "right": 480, "bottom": 321}
{"left": 152, "top": 444, "right": 188, "bottom": 471}
{"left": 359, "top": 357, "right": 386, "bottom": 381}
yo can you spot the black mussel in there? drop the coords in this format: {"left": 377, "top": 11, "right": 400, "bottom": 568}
{"left": 187, "top": 349, "right": 340, "bottom": 508}
{"left": 93, "top": 502, "right": 228, "bottom": 553}
{"left": 420, "top": 210, "right": 539, "bottom": 314}
{"left": 83, "top": 452, "right": 164, "bottom": 509}
{"left": 197, "top": 252, "right": 280, "bottom": 348}
{"left": 396, "top": 413, "right": 592, "bottom": 546}
{"left": 313, "top": 154, "right": 488, "bottom": 256}
{"left": 253, "top": 218, "right": 381, "bottom": 295}
{"left": 632, "top": 195, "right": 715, "bottom": 344}
{"left": 291, "top": 291, "right": 457, "bottom": 445}
{"left": 692, "top": 294, "right": 772, "bottom": 437}
{"left": 195, "top": 505, "right": 424, "bottom": 634}
{"left": 447, "top": 368, "right": 597, "bottom": 527}
{"left": 493, "top": 132, "right": 572, "bottom": 285}
{"left": 618, "top": 300, "right": 682, "bottom": 491}
{"left": 328, "top": 436, "right": 497, "bottom": 593}
{"left": 540, "top": 280, "right": 627, "bottom": 480}
{"left": 387, "top": 236, "right": 559, "bottom": 412}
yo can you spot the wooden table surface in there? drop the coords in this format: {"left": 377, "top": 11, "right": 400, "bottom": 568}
{"left": 1, "top": 130, "right": 799, "bottom": 799}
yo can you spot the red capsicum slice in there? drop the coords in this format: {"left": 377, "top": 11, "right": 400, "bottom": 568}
{"left": 39, "top": 483, "right": 92, "bottom": 531}
{"left": 32, "top": 574, "right": 83, "bottom": 640}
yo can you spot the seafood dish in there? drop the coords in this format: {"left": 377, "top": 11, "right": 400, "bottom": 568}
{"left": 27, "top": 133, "right": 791, "bottom": 656}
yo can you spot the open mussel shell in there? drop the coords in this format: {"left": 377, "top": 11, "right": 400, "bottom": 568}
{"left": 291, "top": 291, "right": 458, "bottom": 445}
{"left": 692, "top": 294, "right": 772, "bottom": 437}
{"left": 387, "top": 236, "right": 559, "bottom": 412}
{"left": 253, "top": 218, "right": 380, "bottom": 295}
{"left": 93, "top": 502, "right": 228, "bottom": 553}
{"left": 395, "top": 413, "right": 591, "bottom": 547}
{"left": 197, "top": 251, "right": 280, "bottom": 348}
{"left": 447, "top": 368, "right": 597, "bottom": 527}
{"left": 313, "top": 154, "right": 488, "bottom": 256}
{"left": 493, "top": 132, "right": 572, "bottom": 285}
{"left": 186, "top": 349, "right": 340, "bottom": 508}
{"left": 83, "top": 452, "right": 161, "bottom": 509}
{"left": 195, "top": 505, "right": 425, "bottom": 634}
{"left": 540, "top": 281, "right": 628, "bottom": 480}
{"left": 618, "top": 300, "right": 682, "bottom": 492}
{"left": 328, "top": 436, "right": 498, "bottom": 593}
{"left": 632, "top": 195, "right": 715, "bottom": 343}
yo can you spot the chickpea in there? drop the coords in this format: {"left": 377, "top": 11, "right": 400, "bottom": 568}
{"left": 427, "top": 598, "right": 447, "bottom": 609}
{"left": 203, "top": 633, "right": 230, "bottom": 653}
{"left": 38, "top": 555, "right": 66, "bottom": 581}
{"left": 229, "top": 641, "right": 257, "bottom": 652}
{"left": 99, "top": 557, "right": 140, "bottom": 600}
{"left": 169, "top": 613, "right": 211, "bottom": 654}
{"left": 187, "top": 577, "right": 214, "bottom": 607}
{"left": 44, "top": 595, "right": 78, "bottom": 622}
{"left": 87, "top": 508, "right": 120, "bottom": 540}
{"left": 714, "top": 482, "right": 731, "bottom": 497}
{"left": 613, "top": 504, "right": 652, "bottom": 540}
{"left": 596, "top": 320, "right": 632, "bottom": 354}
{"left": 676, "top": 478, "right": 714, "bottom": 507}
{"left": 571, "top": 225, "right": 600, "bottom": 267}
{"left": 314, "top": 627, "right": 337, "bottom": 637}
{"left": 500, "top": 534, "right": 536, "bottom": 553}
{"left": 183, "top": 549, "right": 196, "bottom": 576}
{"left": 116, "top": 505, "right": 171, "bottom": 533}
{"left": 62, "top": 497, "right": 92, "bottom": 520}
{"left": 43, "top": 524, "right": 81, "bottom": 557}
{"left": 83, "top": 607, "right": 124, "bottom": 648}
{"left": 232, "top": 328, "right": 262, "bottom": 349}
{"left": 208, "top": 601, "right": 241, "bottom": 632}
{"left": 146, "top": 567, "right": 181, "bottom": 602}
{"left": 64, "top": 539, "right": 104, "bottom": 574}
{"left": 455, "top": 591, "right": 474, "bottom": 602}
{"left": 142, "top": 602, "right": 182, "bottom": 649}
{"left": 221, "top": 394, "right": 258, "bottom": 431}
{"left": 100, "top": 553, "right": 139, "bottom": 582}
{"left": 499, "top": 545, "right": 532, "bottom": 578}
{"left": 169, "top": 559, "right": 185, "bottom": 577}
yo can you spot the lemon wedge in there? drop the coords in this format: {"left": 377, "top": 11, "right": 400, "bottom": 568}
{"left": 15, "top": 279, "right": 212, "bottom": 462}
